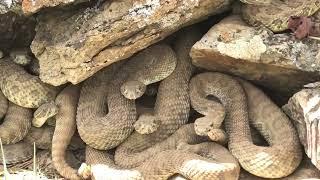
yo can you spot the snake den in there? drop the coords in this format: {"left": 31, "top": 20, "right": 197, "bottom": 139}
{"left": 2, "top": 0, "right": 320, "bottom": 179}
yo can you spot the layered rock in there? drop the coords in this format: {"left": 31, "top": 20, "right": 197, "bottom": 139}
{"left": 22, "top": 0, "right": 88, "bottom": 15}
{"left": 31, "top": 0, "right": 233, "bottom": 86}
{"left": 190, "top": 15, "right": 320, "bottom": 97}
{"left": 283, "top": 85, "right": 320, "bottom": 170}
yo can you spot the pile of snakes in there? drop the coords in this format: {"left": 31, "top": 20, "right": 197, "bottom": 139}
{"left": 1, "top": 0, "right": 320, "bottom": 178}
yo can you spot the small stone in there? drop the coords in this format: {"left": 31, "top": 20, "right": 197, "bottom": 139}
{"left": 10, "top": 48, "right": 32, "bottom": 66}
{"left": 283, "top": 86, "right": 320, "bottom": 170}
{"left": 190, "top": 15, "right": 320, "bottom": 96}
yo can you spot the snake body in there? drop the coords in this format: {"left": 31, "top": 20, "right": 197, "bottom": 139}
{"left": 77, "top": 44, "right": 177, "bottom": 150}
{"left": 0, "top": 141, "right": 33, "bottom": 165}
{"left": 0, "top": 89, "right": 33, "bottom": 165}
{"left": 120, "top": 44, "right": 177, "bottom": 100}
{"left": 114, "top": 28, "right": 201, "bottom": 168}
{"left": 241, "top": 0, "right": 320, "bottom": 32}
{"left": 0, "top": 58, "right": 59, "bottom": 108}
{"left": 0, "top": 90, "right": 8, "bottom": 119}
{"left": 0, "top": 102, "right": 32, "bottom": 145}
{"left": 52, "top": 84, "right": 81, "bottom": 180}
{"left": 82, "top": 124, "right": 240, "bottom": 180}
{"left": 189, "top": 72, "right": 302, "bottom": 178}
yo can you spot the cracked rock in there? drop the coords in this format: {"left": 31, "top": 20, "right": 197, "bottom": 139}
{"left": 283, "top": 86, "right": 320, "bottom": 170}
{"left": 31, "top": 0, "right": 233, "bottom": 86}
{"left": 22, "top": 0, "right": 88, "bottom": 15}
{"left": 190, "top": 15, "right": 320, "bottom": 96}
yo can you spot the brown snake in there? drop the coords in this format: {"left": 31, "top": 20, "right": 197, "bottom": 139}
{"left": 52, "top": 84, "right": 81, "bottom": 180}
{"left": 189, "top": 72, "right": 302, "bottom": 178}
{"left": 76, "top": 44, "right": 176, "bottom": 150}
{"left": 114, "top": 28, "right": 200, "bottom": 168}
{"left": 81, "top": 124, "right": 240, "bottom": 180}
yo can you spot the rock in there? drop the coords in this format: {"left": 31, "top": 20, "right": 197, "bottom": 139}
{"left": 27, "top": 57, "right": 40, "bottom": 75}
{"left": 0, "top": 12, "right": 35, "bottom": 51}
{"left": 283, "top": 86, "right": 320, "bottom": 170}
{"left": 190, "top": 15, "right": 320, "bottom": 97}
{"left": 10, "top": 48, "right": 32, "bottom": 66}
{"left": 0, "top": 0, "right": 22, "bottom": 14}
{"left": 22, "top": 0, "right": 88, "bottom": 15}
{"left": 31, "top": 0, "right": 233, "bottom": 86}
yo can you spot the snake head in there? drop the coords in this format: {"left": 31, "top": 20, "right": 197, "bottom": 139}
{"left": 121, "top": 80, "right": 146, "bottom": 100}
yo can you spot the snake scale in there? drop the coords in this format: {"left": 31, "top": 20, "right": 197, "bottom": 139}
{"left": 81, "top": 123, "right": 240, "bottom": 180}
{"left": 0, "top": 89, "right": 33, "bottom": 165}
{"left": 114, "top": 28, "right": 201, "bottom": 168}
{"left": 52, "top": 84, "right": 81, "bottom": 180}
{"left": 0, "top": 58, "right": 59, "bottom": 109}
{"left": 189, "top": 72, "right": 302, "bottom": 178}
{"left": 76, "top": 44, "right": 177, "bottom": 150}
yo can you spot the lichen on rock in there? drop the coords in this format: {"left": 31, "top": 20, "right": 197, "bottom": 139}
{"left": 283, "top": 85, "right": 320, "bottom": 170}
{"left": 31, "top": 0, "right": 234, "bottom": 86}
{"left": 190, "top": 15, "right": 320, "bottom": 95}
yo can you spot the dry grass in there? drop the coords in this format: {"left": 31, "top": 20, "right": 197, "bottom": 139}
{"left": 0, "top": 138, "right": 52, "bottom": 180}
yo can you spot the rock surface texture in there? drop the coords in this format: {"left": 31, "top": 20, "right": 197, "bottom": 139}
{"left": 190, "top": 15, "right": 320, "bottom": 95}
{"left": 31, "top": 0, "right": 233, "bottom": 86}
{"left": 0, "top": 0, "right": 22, "bottom": 14}
{"left": 283, "top": 85, "right": 320, "bottom": 170}
{"left": 22, "top": 0, "right": 87, "bottom": 15}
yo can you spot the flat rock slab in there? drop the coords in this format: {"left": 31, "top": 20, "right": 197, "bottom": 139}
{"left": 283, "top": 86, "right": 320, "bottom": 170}
{"left": 22, "top": 0, "right": 87, "bottom": 15}
{"left": 31, "top": 0, "right": 233, "bottom": 86}
{"left": 190, "top": 15, "right": 320, "bottom": 95}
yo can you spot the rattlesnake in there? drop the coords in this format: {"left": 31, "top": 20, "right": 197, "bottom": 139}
{"left": 241, "top": 0, "right": 320, "bottom": 32}
{"left": 80, "top": 123, "right": 240, "bottom": 180}
{"left": 0, "top": 89, "right": 33, "bottom": 165}
{"left": 52, "top": 84, "right": 81, "bottom": 180}
{"left": 76, "top": 44, "right": 177, "bottom": 150}
{"left": 114, "top": 28, "right": 201, "bottom": 168}
{"left": 0, "top": 57, "right": 61, "bottom": 127}
{"left": 0, "top": 58, "right": 59, "bottom": 108}
{"left": 189, "top": 72, "right": 302, "bottom": 178}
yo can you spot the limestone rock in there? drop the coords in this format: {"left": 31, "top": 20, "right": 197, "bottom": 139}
{"left": 0, "top": 0, "right": 22, "bottom": 14}
{"left": 190, "top": 15, "right": 320, "bottom": 96}
{"left": 283, "top": 86, "right": 320, "bottom": 170}
{"left": 31, "top": 0, "right": 233, "bottom": 86}
{"left": 22, "top": 0, "right": 87, "bottom": 15}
